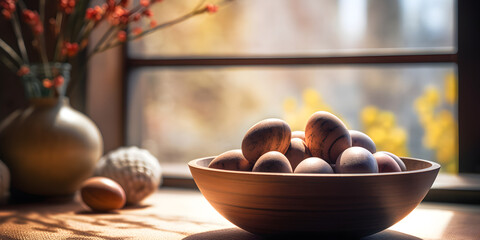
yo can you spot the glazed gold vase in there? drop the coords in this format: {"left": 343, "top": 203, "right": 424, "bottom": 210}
{"left": 0, "top": 97, "right": 103, "bottom": 196}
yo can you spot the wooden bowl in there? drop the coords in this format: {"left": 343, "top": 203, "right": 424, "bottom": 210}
{"left": 188, "top": 157, "right": 440, "bottom": 238}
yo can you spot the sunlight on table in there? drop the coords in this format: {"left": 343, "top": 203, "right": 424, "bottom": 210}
{"left": 390, "top": 208, "right": 454, "bottom": 239}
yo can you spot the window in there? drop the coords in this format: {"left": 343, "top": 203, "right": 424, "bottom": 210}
{"left": 124, "top": 0, "right": 480, "bottom": 181}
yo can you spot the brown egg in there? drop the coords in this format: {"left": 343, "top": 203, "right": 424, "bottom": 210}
{"left": 80, "top": 177, "right": 126, "bottom": 212}
{"left": 294, "top": 157, "right": 334, "bottom": 174}
{"left": 330, "top": 164, "right": 337, "bottom": 173}
{"left": 378, "top": 151, "right": 407, "bottom": 171}
{"left": 373, "top": 152, "right": 402, "bottom": 173}
{"left": 336, "top": 147, "right": 378, "bottom": 173}
{"left": 285, "top": 138, "right": 312, "bottom": 171}
{"left": 252, "top": 151, "right": 293, "bottom": 173}
{"left": 241, "top": 118, "right": 291, "bottom": 166}
{"left": 291, "top": 131, "right": 306, "bottom": 141}
{"left": 208, "top": 149, "right": 251, "bottom": 171}
{"left": 305, "top": 111, "right": 352, "bottom": 164}
{"left": 349, "top": 130, "right": 376, "bottom": 154}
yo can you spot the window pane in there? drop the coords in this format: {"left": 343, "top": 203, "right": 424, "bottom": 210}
{"left": 126, "top": 65, "right": 458, "bottom": 173}
{"left": 128, "top": 0, "right": 456, "bottom": 58}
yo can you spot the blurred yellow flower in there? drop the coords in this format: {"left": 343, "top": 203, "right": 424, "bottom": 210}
{"left": 361, "top": 106, "right": 378, "bottom": 128}
{"left": 283, "top": 88, "right": 341, "bottom": 131}
{"left": 445, "top": 72, "right": 457, "bottom": 105}
{"left": 414, "top": 72, "right": 458, "bottom": 173}
{"left": 283, "top": 97, "right": 297, "bottom": 113}
{"left": 366, "top": 127, "right": 386, "bottom": 145}
{"left": 425, "top": 86, "right": 441, "bottom": 106}
{"left": 361, "top": 106, "right": 409, "bottom": 157}
{"left": 284, "top": 89, "right": 409, "bottom": 157}
{"left": 378, "top": 111, "right": 395, "bottom": 129}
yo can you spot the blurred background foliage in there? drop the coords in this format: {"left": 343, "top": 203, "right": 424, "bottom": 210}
{"left": 414, "top": 73, "right": 458, "bottom": 173}
{"left": 127, "top": 0, "right": 457, "bottom": 174}
{"left": 282, "top": 72, "right": 457, "bottom": 173}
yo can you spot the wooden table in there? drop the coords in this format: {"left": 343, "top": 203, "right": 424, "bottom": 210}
{"left": 1, "top": 188, "right": 479, "bottom": 239}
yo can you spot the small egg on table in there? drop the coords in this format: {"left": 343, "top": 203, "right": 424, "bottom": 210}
{"left": 80, "top": 177, "right": 126, "bottom": 212}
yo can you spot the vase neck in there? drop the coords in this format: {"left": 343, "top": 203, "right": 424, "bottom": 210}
{"left": 29, "top": 97, "right": 70, "bottom": 108}
{"left": 22, "top": 62, "right": 71, "bottom": 99}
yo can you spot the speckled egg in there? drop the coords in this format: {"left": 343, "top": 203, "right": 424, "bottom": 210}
{"left": 373, "top": 152, "right": 402, "bottom": 173}
{"left": 336, "top": 147, "right": 378, "bottom": 173}
{"left": 291, "top": 131, "right": 306, "bottom": 141}
{"left": 284, "top": 138, "right": 312, "bottom": 171}
{"left": 95, "top": 146, "right": 162, "bottom": 205}
{"left": 208, "top": 149, "right": 251, "bottom": 171}
{"left": 241, "top": 118, "right": 291, "bottom": 166}
{"left": 305, "top": 111, "right": 352, "bottom": 164}
{"left": 378, "top": 151, "right": 406, "bottom": 171}
{"left": 252, "top": 151, "right": 292, "bottom": 173}
{"left": 294, "top": 157, "right": 334, "bottom": 174}
{"left": 349, "top": 130, "right": 376, "bottom": 154}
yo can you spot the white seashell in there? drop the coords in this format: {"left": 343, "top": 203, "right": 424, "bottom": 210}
{"left": 0, "top": 160, "right": 10, "bottom": 201}
{"left": 95, "top": 146, "right": 162, "bottom": 205}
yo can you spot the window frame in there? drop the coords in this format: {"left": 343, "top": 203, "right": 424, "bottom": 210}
{"left": 120, "top": 1, "right": 480, "bottom": 181}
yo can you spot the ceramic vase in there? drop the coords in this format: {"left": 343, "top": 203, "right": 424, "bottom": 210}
{"left": 0, "top": 62, "right": 103, "bottom": 197}
{"left": 0, "top": 97, "right": 103, "bottom": 196}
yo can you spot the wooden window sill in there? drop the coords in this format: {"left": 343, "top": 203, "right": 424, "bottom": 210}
{"left": 0, "top": 187, "right": 479, "bottom": 239}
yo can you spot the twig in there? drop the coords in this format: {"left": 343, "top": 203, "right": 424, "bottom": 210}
{"left": 89, "top": 4, "right": 206, "bottom": 57}
{"left": 90, "top": 0, "right": 234, "bottom": 56}
{"left": 38, "top": 0, "right": 53, "bottom": 79}
{"left": 16, "top": 0, "right": 27, "bottom": 10}
{"left": 11, "top": 10, "right": 29, "bottom": 65}
{"left": 75, "top": 20, "right": 94, "bottom": 43}
{"left": 194, "top": 0, "right": 208, "bottom": 10}
{"left": 0, "top": 54, "right": 19, "bottom": 73}
{"left": 39, "top": 0, "right": 46, "bottom": 26}
{"left": 55, "top": 11, "right": 63, "bottom": 35}
{"left": 88, "top": 25, "right": 118, "bottom": 58}
{"left": 54, "top": 11, "right": 64, "bottom": 62}
{"left": 66, "top": 0, "right": 89, "bottom": 44}
{"left": 0, "top": 38, "right": 24, "bottom": 66}
{"left": 132, "top": 9, "right": 203, "bottom": 41}
{"left": 129, "top": 4, "right": 145, "bottom": 16}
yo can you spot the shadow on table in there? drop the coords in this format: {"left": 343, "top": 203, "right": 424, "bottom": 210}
{"left": 0, "top": 196, "right": 135, "bottom": 240}
{"left": 0, "top": 198, "right": 198, "bottom": 239}
{"left": 183, "top": 228, "right": 422, "bottom": 240}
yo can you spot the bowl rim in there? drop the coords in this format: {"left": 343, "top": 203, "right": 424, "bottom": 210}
{"left": 188, "top": 156, "right": 441, "bottom": 177}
